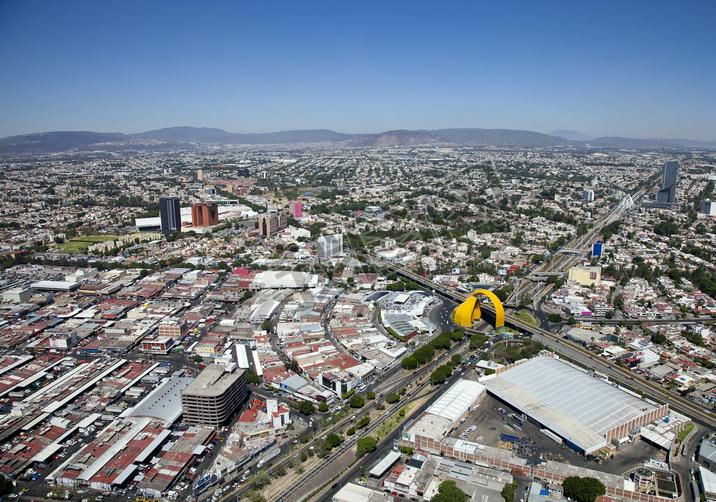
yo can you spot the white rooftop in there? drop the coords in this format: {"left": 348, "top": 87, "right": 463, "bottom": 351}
{"left": 484, "top": 356, "right": 659, "bottom": 454}
{"left": 426, "top": 378, "right": 485, "bottom": 423}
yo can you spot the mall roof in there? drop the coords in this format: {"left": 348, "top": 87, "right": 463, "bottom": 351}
{"left": 484, "top": 356, "right": 658, "bottom": 454}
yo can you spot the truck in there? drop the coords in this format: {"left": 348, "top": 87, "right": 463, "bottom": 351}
{"left": 257, "top": 447, "right": 281, "bottom": 468}
{"left": 500, "top": 433, "right": 520, "bottom": 443}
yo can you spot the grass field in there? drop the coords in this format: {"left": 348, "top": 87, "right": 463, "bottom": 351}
{"left": 57, "top": 235, "right": 118, "bottom": 254}
{"left": 515, "top": 309, "right": 539, "bottom": 327}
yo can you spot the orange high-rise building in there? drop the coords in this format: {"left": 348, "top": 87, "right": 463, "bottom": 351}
{"left": 191, "top": 202, "right": 219, "bottom": 227}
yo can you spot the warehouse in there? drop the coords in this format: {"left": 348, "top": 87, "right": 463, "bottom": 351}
{"left": 483, "top": 356, "right": 668, "bottom": 454}
{"left": 402, "top": 379, "right": 485, "bottom": 453}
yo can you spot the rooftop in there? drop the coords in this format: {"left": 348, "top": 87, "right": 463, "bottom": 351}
{"left": 484, "top": 356, "right": 659, "bottom": 453}
{"left": 182, "top": 364, "right": 243, "bottom": 397}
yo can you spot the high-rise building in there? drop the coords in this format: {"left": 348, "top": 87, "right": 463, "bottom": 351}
{"left": 181, "top": 364, "right": 247, "bottom": 426}
{"left": 258, "top": 211, "right": 288, "bottom": 237}
{"left": 317, "top": 234, "right": 343, "bottom": 258}
{"left": 656, "top": 160, "right": 679, "bottom": 205}
{"left": 159, "top": 197, "right": 181, "bottom": 233}
{"left": 191, "top": 202, "right": 219, "bottom": 227}
{"left": 290, "top": 200, "right": 303, "bottom": 218}
{"left": 581, "top": 189, "right": 595, "bottom": 202}
{"left": 700, "top": 199, "right": 716, "bottom": 217}
{"left": 197, "top": 168, "right": 205, "bottom": 181}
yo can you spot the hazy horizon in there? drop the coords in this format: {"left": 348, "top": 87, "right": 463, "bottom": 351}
{"left": 1, "top": 0, "right": 715, "bottom": 140}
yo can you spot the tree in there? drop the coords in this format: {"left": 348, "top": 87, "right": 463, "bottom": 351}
{"left": 433, "top": 480, "right": 468, "bottom": 502}
{"left": 651, "top": 333, "right": 667, "bottom": 345}
{"left": 323, "top": 433, "right": 343, "bottom": 450}
{"left": 547, "top": 313, "right": 563, "bottom": 323}
{"left": 318, "top": 401, "right": 329, "bottom": 413}
{"left": 386, "top": 393, "right": 400, "bottom": 404}
{"left": 245, "top": 370, "right": 261, "bottom": 385}
{"left": 250, "top": 470, "right": 271, "bottom": 490}
{"left": 402, "top": 356, "right": 418, "bottom": 370}
{"left": 501, "top": 482, "right": 516, "bottom": 502}
{"left": 562, "top": 476, "right": 606, "bottom": 502}
{"left": 356, "top": 416, "right": 370, "bottom": 429}
{"left": 350, "top": 395, "right": 365, "bottom": 408}
{"left": 366, "top": 391, "right": 376, "bottom": 400}
{"left": 296, "top": 400, "right": 315, "bottom": 415}
{"left": 356, "top": 436, "right": 378, "bottom": 457}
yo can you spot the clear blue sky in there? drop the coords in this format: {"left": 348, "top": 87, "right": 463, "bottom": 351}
{"left": 1, "top": 0, "right": 715, "bottom": 139}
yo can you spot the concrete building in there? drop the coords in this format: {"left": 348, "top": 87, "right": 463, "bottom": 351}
{"left": 158, "top": 317, "right": 187, "bottom": 339}
{"left": 181, "top": 364, "right": 248, "bottom": 426}
{"left": 258, "top": 211, "right": 288, "bottom": 237}
{"left": 582, "top": 189, "right": 595, "bottom": 202}
{"left": 402, "top": 379, "right": 485, "bottom": 454}
{"left": 655, "top": 161, "right": 678, "bottom": 205}
{"left": 317, "top": 233, "right": 343, "bottom": 258}
{"left": 482, "top": 356, "right": 669, "bottom": 454}
{"left": 699, "top": 434, "right": 716, "bottom": 471}
{"left": 568, "top": 265, "right": 601, "bottom": 286}
{"left": 700, "top": 199, "right": 716, "bottom": 217}
{"left": 191, "top": 202, "right": 219, "bottom": 227}
{"left": 159, "top": 197, "right": 181, "bottom": 233}
{"left": 1, "top": 287, "right": 32, "bottom": 304}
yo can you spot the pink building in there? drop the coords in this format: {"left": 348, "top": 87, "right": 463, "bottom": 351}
{"left": 290, "top": 200, "right": 303, "bottom": 218}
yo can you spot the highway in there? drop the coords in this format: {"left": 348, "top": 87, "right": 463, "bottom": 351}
{"left": 270, "top": 342, "right": 471, "bottom": 502}
{"left": 370, "top": 257, "right": 716, "bottom": 430}
{"left": 507, "top": 187, "right": 645, "bottom": 306}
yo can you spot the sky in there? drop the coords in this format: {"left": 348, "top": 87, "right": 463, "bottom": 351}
{"left": 1, "top": 0, "right": 715, "bottom": 139}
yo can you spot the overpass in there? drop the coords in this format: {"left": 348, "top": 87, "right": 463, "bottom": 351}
{"left": 369, "top": 256, "right": 716, "bottom": 429}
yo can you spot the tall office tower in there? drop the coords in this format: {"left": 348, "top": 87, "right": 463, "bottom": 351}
{"left": 317, "top": 234, "right": 344, "bottom": 258}
{"left": 258, "top": 211, "right": 288, "bottom": 237}
{"left": 197, "top": 168, "right": 205, "bottom": 181}
{"left": 656, "top": 160, "right": 679, "bottom": 205}
{"left": 581, "top": 189, "right": 595, "bottom": 202}
{"left": 191, "top": 202, "right": 219, "bottom": 227}
{"left": 159, "top": 197, "right": 181, "bottom": 233}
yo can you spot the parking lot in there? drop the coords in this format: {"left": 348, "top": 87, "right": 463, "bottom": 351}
{"left": 452, "top": 394, "right": 664, "bottom": 475}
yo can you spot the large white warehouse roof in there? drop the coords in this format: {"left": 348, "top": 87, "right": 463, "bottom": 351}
{"left": 484, "top": 356, "right": 660, "bottom": 454}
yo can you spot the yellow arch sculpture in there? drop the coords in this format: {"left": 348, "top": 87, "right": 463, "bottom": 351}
{"left": 452, "top": 289, "right": 505, "bottom": 329}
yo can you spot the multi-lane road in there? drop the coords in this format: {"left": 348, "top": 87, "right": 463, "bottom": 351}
{"left": 371, "top": 257, "right": 716, "bottom": 430}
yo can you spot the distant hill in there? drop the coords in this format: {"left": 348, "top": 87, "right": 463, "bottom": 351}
{"left": 434, "top": 128, "right": 571, "bottom": 147}
{"left": 134, "top": 127, "right": 352, "bottom": 144}
{"left": 549, "top": 129, "right": 592, "bottom": 141}
{"left": 587, "top": 136, "right": 716, "bottom": 149}
{"left": 1, "top": 126, "right": 714, "bottom": 153}
{"left": 0, "top": 131, "right": 125, "bottom": 154}
{"left": 350, "top": 130, "right": 444, "bottom": 147}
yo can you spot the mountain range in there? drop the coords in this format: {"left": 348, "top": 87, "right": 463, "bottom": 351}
{"left": 1, "top": 126, "right": 714, "bottom": 154}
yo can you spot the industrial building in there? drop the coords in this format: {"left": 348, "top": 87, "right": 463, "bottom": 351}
{"left": 181, "top": 364, "right": 248, "bottom": 426}
{"left": 402, "top": 379, "right": 485, "bottom": 453}
{"left": 482, "top": 356, "right": 668, "bottom": 454}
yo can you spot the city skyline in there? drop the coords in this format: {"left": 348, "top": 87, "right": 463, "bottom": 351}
{"left": 1, "top": 0, "right": 715, "bottom": 139}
